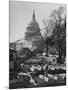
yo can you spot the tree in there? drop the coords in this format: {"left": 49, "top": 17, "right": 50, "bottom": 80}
{"left": 42, "top": 19, "right": 54, "bottom": 56}
{"left": 49, "top": 6, "right": 66, "bottom": 63}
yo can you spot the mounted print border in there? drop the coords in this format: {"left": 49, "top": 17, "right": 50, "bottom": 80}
{"left": 9, "top": 1, "right": 66, "bottom": 89}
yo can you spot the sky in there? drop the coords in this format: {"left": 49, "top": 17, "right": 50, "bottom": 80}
{"left": 9, "top": 0, "right": 65, "bottom": 43}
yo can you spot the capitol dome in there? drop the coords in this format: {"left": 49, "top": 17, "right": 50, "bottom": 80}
{"left": 27, "top": 16, "right": 40, "bottom": 30}
{"left": 25, "top": 10, "right": 41, "bottom": 41}
{"left": 25, "top": 10, "right": 42, "bottom": 49}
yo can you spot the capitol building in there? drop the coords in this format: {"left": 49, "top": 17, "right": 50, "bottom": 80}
{"left": 10, "top": 10, "right": 42, "bottom": 52}
{"left": 23, "top": 10, "right": 42, "bottom": 50}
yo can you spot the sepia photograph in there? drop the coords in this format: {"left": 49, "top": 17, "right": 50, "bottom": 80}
{"left": 9, "top": 0, "right": 66, "bottom": 89}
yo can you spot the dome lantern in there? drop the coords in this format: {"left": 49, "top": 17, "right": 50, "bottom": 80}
{"left": 33, "top": 10, "right": 35, "bottom": 20}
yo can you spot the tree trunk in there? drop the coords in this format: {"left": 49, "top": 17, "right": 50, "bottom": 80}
{"left": 46, "top": 45, "right": 48, "bottom": 57}
{"left": 57, "top": 49, "right": 63, "bottom": 64}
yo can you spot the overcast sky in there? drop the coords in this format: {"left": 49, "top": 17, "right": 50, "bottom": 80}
{"left": 9, "top": 1, "right": 65, "bottom": 42}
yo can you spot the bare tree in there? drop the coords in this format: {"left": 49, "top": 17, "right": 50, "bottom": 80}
{"left": 42, "top": 20, "right": 54, "bottom": 56}
{"left": 49, "top": 6, "right": 66, "bottom": 63}
{"left": 42, "top": 6, "right": 66, "bottom": 63}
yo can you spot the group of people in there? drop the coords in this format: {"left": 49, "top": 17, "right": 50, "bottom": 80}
{"left": 17, "top": 63, "right": 49, "bottom": 86}
{"left": 20, "top": 63, "right": 49, "bottom": 74}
